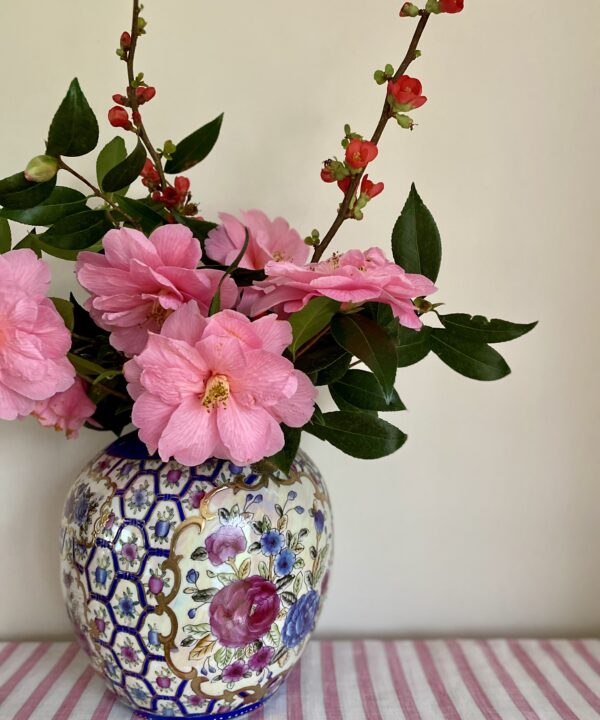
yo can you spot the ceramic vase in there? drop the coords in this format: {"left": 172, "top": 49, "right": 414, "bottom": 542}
{"left": 60, "top": 432, "right": 333, "bottom": 719}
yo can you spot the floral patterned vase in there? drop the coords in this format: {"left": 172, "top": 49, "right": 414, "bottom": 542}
{"left": 60, "top": 432, "right": 333, "bottom": 719}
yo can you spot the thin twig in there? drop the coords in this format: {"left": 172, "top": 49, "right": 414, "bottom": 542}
{"left": 311, "top": 11, "right": 431, "bottom": 262}
{"left": 57, "top": 158, "right": 140, "bottom": 227}
{"left": 126, "top": 0, "right": 168, "bottom": 191}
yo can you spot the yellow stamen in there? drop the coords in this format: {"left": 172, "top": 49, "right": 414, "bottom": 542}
{"left": 202, "top": 374, "right": 230, "bottom": 411}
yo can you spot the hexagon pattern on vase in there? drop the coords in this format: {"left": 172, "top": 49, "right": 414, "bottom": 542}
{"left": 60, "top": 433, "right": 333, "bottom": 719}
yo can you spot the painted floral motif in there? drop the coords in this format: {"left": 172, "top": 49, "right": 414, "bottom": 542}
{"left": 60, "top": 433, "right": 332, "bottom": 718}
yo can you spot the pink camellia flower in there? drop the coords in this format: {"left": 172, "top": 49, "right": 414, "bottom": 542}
{"left": 31, "top": 377, "right": 95, "bottom": 438}
{"left": 249, "top": 247, "right": 437, "bottom": 330}
{"left": 205, "top": 210, "right": 309, "bottom": 271}
{"left": 76, "top": 224, "right": 238, "bottom": 356}
{"left": 205, "top": 526, "right": 247, "bottom": 566}
{"left": 124, "top": 302, "right": 316, "bottom": 466}
{"left": 209, "top": 576, "right": 280, "bottom": 648}
{"left": 0, "top": 249, "right": 74, "bottom": 420}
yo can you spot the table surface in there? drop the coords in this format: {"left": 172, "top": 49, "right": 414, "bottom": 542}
{"left": 1, "top": 640, "right": 600, "bottom": 719}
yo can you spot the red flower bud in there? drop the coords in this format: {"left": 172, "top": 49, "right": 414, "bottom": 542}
{"left": 140, "top": 159, "right": 160, "bottom": 188}
{"left": 132, "top": 110, "right": 142, "bottom": 125}
{"left": 143, "top": 86, "right": 156, "bottom": 102}
{"left": 321, "top": 166, "right": 335, "bottom": 183}
{"left": 387, "top": 76, "right": 427, "bottom": 111}
{"left": 120, "top": 31, "right": 131, "bottom": 50}
{"left": 108, "top": 106, "right": 131, "bottom": 129}
{"left": 345, "top": 139, "right": 378, "bottom": 170}
{"left": 161, "top": 187, "right": 180, "bottom": 208}
{"left": 112, "top": 93, "right": 128, "bottom": 106}
{"left": 174, "top": 176, "right": 190, "bottom": 197}
{"left": 337, "top": 176, "right": 352, "bottom": 193}
{"left": 439, "top": 0, "right": 464, "bottom": 12}
{"left": 360, "top": 174, "right": 384, "bottom": 199}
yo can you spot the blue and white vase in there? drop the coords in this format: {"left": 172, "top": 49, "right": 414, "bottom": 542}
{"left": 60, "top": 432, "right": 333, "bottom": 719}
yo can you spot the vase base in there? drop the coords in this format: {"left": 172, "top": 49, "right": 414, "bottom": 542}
{"left": 131, "top": 700, "right": 264, "bottom": 720}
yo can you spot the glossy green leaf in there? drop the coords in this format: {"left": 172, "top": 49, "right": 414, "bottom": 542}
{"left": 101, "top": 140, "right": 147, "bottom": 193}
{"left": 395, "top": 324, "right": 432, "bottom": 367}
{"left": 116, "top": 195, "right": 165, "bottom": 233}
{"left": 209, "top": 228, "right": 249, "bottom": 315}
{"left": 288, "top": 298, "right": 340, "bottom": 359}
{"left": 96, "top": 136, "right": 128, "bottom": 192}
{"left": 295, "top": 336, "right": 349, "bottom": 375}
{"left": 0, "top": 218, "right": 10, "bottom": 253}
{"left": 314, "top": 351, "right": 351, "bottom": 386}
{"left": 46, "top": 78, "right": 99, "bottom": 157}
{"left": 172, "top": 213, "right": 217, "bottom": 241}
{"left": 165, "top": 114, "right": 224, "bottom": 173}
{"left": 0, "top": 187, "right": 86, "bottom": 226}
{"left": 0, "top": 172, "right": 56, "bottom": 209}
{"left": 14, "top": 231, "right": 42, "bottom": 257}
{"left": 392, "top": 183, "right": 441, "bottom": 282}
{"left": 306, "top": 411, "right": 407, "bottom": 459}
{"left": 430, "top": 329, "right": 511, "bottom": 381}
{"left": 50, "top": 297, "right": 74, "bottom": 331}
{"left": 439, "top": 313, "right": 537, "bottom": 343}
{"left": 268, "top": 426, "right": 301, "bottom": 475}
{"left": 331, "top": 370, "right": 405, "bottom": 412}
{"left": 38, "top": 210, "right": 111, "bottom": 260}
{"left": 331, "top": 313, "right": 397, "bottom": 402}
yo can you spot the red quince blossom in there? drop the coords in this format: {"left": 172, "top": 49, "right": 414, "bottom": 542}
{"left": 361, "top": 174, "right": 384, "bottom": 199}
{"left": 338, "top": 176, "right": 352, "bottom": 193}
{"left": 439, "top": 0, "right": 464, "bottom": 13}
{"left": 140, "top": 159, "right": 160, "bottom": 189}
{"left": 108, "top": 106, "right": 131, "bottom": 129}
{"left": 320, "top": 166, "right": 335, "bottom": 183}
{"left": 345, "top": 139, "right": 378, "bottom": 170}
{"left": 387, "top": 76, "right": 427, "bottom": 110}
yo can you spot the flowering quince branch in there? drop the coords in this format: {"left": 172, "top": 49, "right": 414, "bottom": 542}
{"left": 313, "top": 10, "right": 430, "bottom": 262}
{"left": 0, "top": 0, "right": 536, "bottom": 470}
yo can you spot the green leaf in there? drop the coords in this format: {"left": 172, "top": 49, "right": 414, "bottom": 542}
{"left": 395, "top": 324, "right": 432, "bottom": 367}
{"left": 0, "top": 218, "right": 11, "bottom": 253}
{"left": 14, "top": 231, "right": 42, "bottom": 257}
{"left": 101, "top": 140, "right": 147, "bottom": 193}
{"left": 46, "top": 78, "right": 99, "bottom": 157}
{"left": 314, "top": 351, "right": 351, "bottom": 386}
{"left": 331, "top": 313, "right": 397, "bottom": 402}
{"left": 0, "top": 187, "right": 87, "bottom": 226}
{"left": 116, "top": 196, "right": 165, "bottom": 233}
{"left": 38, "top": 210, "right": 111, "bottom": 260}
{"left": 50, "top": 297, "right": 74, "bottom": 331}
{"left": 172, "top": 213, "right": 217, "bottom": 241}
{"left": 288, "top": 298, "right": 340, "bottom": 359}
{"left": 0, "top": 172, "right": 57, "bottom": 209}
{"left": 439, "top": 313, "right": 537, "bottom": 343}
{"left": 165, "top": 114, "right": 224, "bottom": 173}
{"left": 392, "top": 183, "right": 441, "bottom": 282}
{"left": 268, "top": 426, "right": 301, "bottom": 475}
{"left": 331, "top": 370, "right": 405, "bottom": 412}
{"left": 209, "top": 228, "right": 249, "bottom": 315}
{"left": 295, "top": 336, "right": 349, "bottom": 375}
{"left": 430, "top": 329, "right": 511, "bottom": 381}
{"left": 96, "top": 137, "right": 128, "bottom": 192}
{"left": 306, "top": 411, "right": 407, "bottom": 459}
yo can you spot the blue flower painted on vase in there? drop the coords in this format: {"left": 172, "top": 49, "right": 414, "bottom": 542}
{"left": 314, "top": 509, "right": 325, "bottom": 534}
{"left": 147, "top": 627, "right": 160, "bottom": 649}
{"left": 261, "top": 530, "right": 284, "bottom": 556}
{"left": 275, "top": 548, "right": 296, "bottom": 577}
{"left": 117, "top": 592, "right": 137, "bottom": 619}
{"left": 229, "top": 463, "right": 243, "bottom": 474}
{"left": 287, "top": 491, "right": 297, "bottom": 500}
{"left": 73, "top": 493, "right": 90, "bottom": 526}
{"left": 281, "top": 590, "right": 320, "bottom": 648}
{"left": 130, "top": 686, "right": 148, "bottom": 703}
{"left": 132, "top": 487, "right": 148, "bottom": 509}
{"left": 186, "top": 569, "right": 199, "bottom": 584}
{"left": 94, "top": 566, "right": 108, "bottom": 587}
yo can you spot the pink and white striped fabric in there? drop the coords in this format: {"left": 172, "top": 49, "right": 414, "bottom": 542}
{"left": 1, "top": 640, "right": 600, "bottom": 719}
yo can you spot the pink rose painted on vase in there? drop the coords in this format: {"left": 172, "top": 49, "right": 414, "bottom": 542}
{"left": 209, "top": 576, "right": 280, "bottom": 648}
{"left": 205, "top": 526, "right": 247, "bottom": 566}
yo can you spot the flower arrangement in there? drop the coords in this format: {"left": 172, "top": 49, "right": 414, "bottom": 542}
{"left": 0, "top": 0, "right": 534, "bottom": 472}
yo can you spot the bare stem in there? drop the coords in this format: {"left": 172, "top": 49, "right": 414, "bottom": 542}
{"left": 311, "top": 11, "right": 431, "bottom": 262}
{"left": 57, "top": 158, "right": 140, "bottom": 227}
{"left": 126, "top": 0, "right": 168, "bottom": 191}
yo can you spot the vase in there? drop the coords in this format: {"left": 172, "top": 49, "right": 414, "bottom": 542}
{"left": 59, "top": 432, "right": 333, "bottom": 719}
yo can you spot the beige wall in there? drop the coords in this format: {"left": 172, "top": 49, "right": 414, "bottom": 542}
{"left": 0, "top": 0, "right": 599, "bottom": 640}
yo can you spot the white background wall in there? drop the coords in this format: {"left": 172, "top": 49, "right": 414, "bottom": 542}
{"left": 0, "top": 0, "right": 599, "bottom": 640}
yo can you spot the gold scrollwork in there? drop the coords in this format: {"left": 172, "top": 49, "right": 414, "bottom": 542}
{"left": 152, "top": 486, "right": 269, "bottom": 706}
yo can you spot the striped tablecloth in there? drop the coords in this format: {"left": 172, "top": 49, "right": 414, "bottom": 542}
{"left": 1, "top": 640, "right": 600, "bottom": 719}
